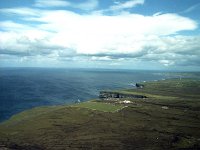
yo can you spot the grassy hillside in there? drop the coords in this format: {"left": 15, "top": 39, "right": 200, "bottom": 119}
{"left": 0, "top": 79, "right": 200, "bottom": 150}
{"left": 73, "top": 101, "right": 124, "bottom": 112}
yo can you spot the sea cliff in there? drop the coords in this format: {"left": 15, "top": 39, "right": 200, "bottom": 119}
{"left": 99, "top": 91, "right": 147, "bottom": 99}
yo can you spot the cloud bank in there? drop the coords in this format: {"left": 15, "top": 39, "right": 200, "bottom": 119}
{"left": 0, "top": 0, "right": 199, "bottom": 70}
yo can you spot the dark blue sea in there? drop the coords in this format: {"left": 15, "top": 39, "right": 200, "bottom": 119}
{"left": 0, "top": 68, "right": 196, "bottom": 122}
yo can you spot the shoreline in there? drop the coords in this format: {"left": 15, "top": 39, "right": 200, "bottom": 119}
{"left": 1, "top": 77, "right": 198, "bottom": 123}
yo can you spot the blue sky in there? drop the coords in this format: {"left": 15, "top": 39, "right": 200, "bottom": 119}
{"left": 0, "top": 0, "right": 200, "bottom": 70}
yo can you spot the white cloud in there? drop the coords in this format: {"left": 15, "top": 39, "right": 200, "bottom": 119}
{"left": 74, "top": 0, "right": 99, "bottom": 11}
{"left": 0, "top": 7, "right": 39, "bottom": 16}
{"left": 27, "top": 11, "right": 196, "bottom": 55}
{"left": 0, "top": 7, "right": 199, "bottom": 68}
{"left": 159, "top": 60, "right": 174, "bottom": 66}
{"left": 91, "top": 56, "right": 112, "bottom": 61}
{"left": 34, "top": 0, "right": 98, "bottom": 10}
{"left": 34, "top": 0, "right": 70, "bottom": 7}
{"left": 110, "top": 0, "right": 144, "bottom": 11}
{"left": 0, "top": 21, "right": 27, "bottom": 30}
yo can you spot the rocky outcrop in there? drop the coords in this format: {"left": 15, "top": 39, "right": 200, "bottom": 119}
{"left": 99, "top": 91, "right": 147, "bottom": 99}
{"left": 136, "top": 83, "right": 144, "bottom": 88}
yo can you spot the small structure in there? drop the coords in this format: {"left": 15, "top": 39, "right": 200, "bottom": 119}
{"left": 161, "top": 106, "right": 169, "bottom": 110}
{"left": 75, "top": 99, "right": 81, "bottom": 103}
{"left": 119, "top": 100, "right": 132, "bottom": 104}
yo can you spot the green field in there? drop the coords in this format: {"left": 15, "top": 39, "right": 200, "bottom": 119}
{"left": 72, "top": 101, "right": 124, "bottom": 112}
{"left": 0, "top": 79, "right": 200, "bottom": 150}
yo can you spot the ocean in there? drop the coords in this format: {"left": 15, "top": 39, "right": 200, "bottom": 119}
{"left": 0, "top": 68, "right": 197, "bottom": 122}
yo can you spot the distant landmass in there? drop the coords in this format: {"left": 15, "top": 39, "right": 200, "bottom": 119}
{"left": 0, "top": 79, "right": 200, "bottom": 149}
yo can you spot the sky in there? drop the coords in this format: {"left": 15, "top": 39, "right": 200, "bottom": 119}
{"left": 0, "top": 0, "right": 200, "bottom": 71}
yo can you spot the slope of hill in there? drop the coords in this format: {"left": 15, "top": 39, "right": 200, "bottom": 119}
{"left": 0, "top": 79, "right": 200, "bottom": 150}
